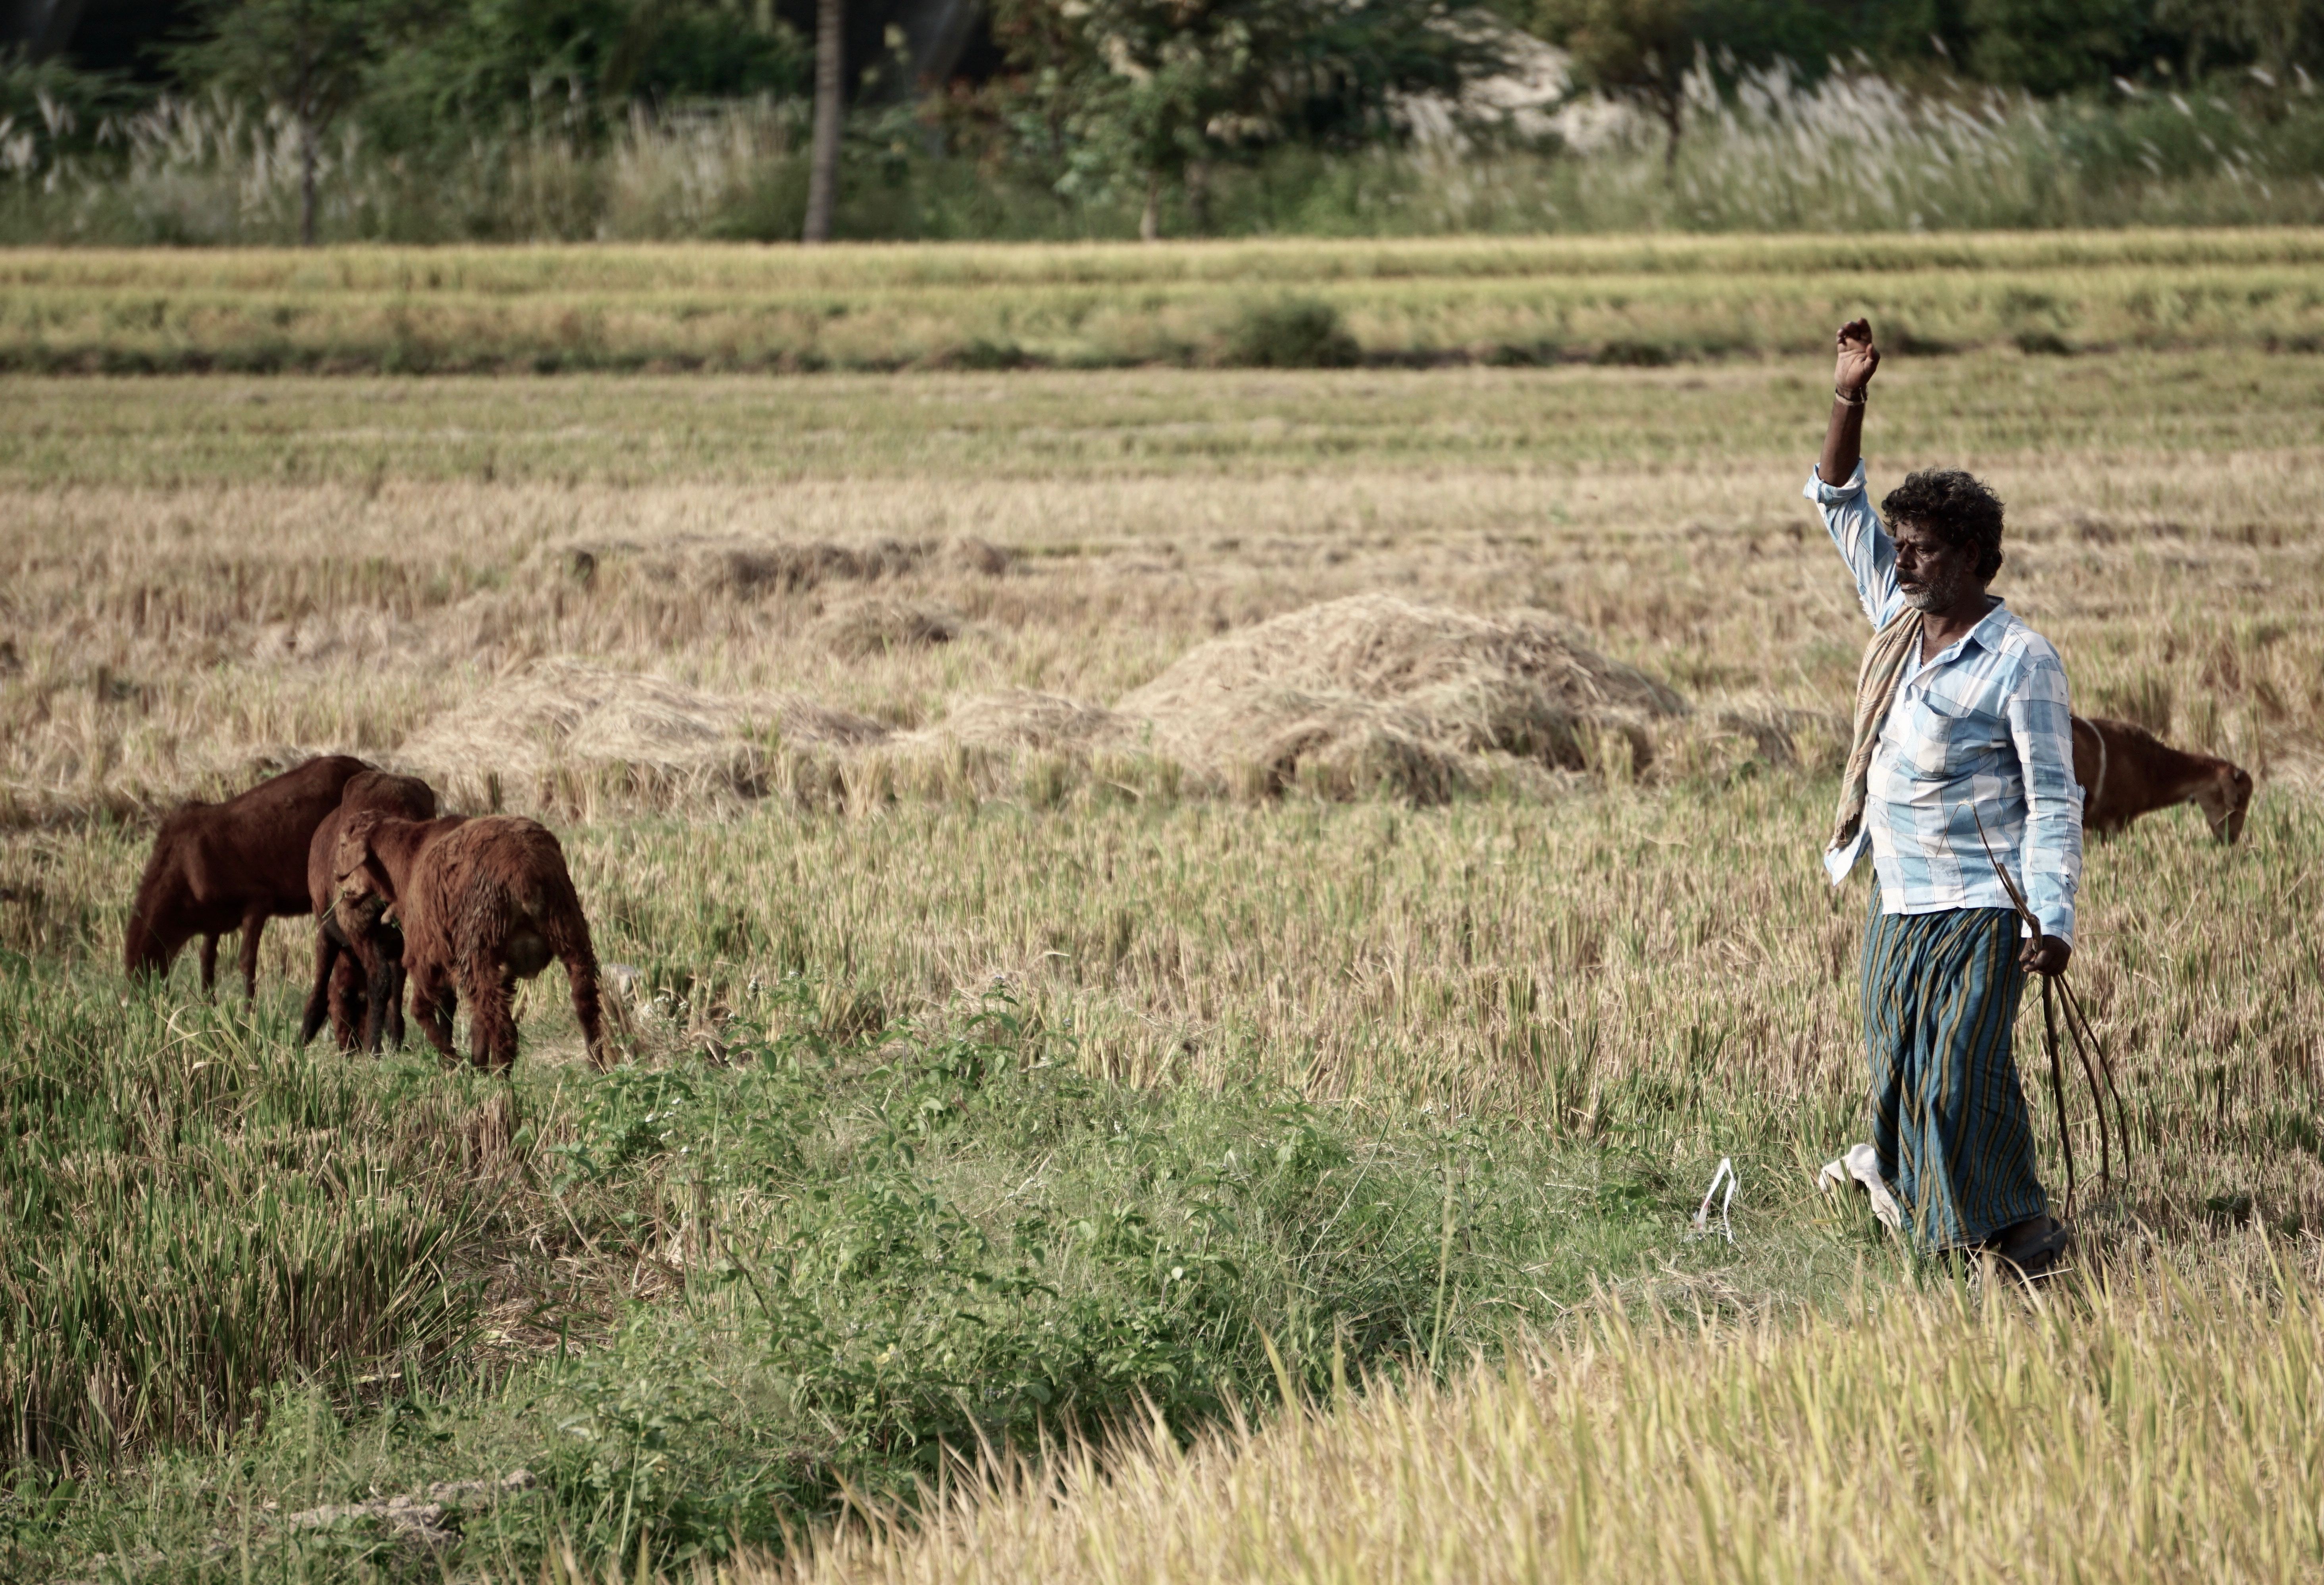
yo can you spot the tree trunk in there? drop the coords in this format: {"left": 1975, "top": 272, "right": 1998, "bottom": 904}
{"left": 1139, "top": 170, "right": 1161, "bottom": 243}
{"left": 1659, "top": 92, "right": 1683, "bottom": 176}
{"left": 1185, "top": 158, "right": 1210, "bottom": 236}
{"left": 803, "top": 0, "right": 844, "bottom": 244}
{"left": 299, "top": 107, "right": 319, "bottom": 247}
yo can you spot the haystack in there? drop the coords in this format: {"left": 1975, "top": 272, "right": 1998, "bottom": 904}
{"left": 1113, "top": 595, "right": 1684, "bottom": 800}
{"left": 554, "top": 534, "right": 1012, "bottom": 598}
{"left": 918, "top": 690, "right": 1124, "bottom": 753}
{"left": 815, "top": 598, "right": 965, "bottom": 659}
{"left": 396, "top": 659, "right": 887, "bottom": 804}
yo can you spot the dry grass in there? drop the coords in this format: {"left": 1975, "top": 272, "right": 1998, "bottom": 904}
{"left": 1110, "top": 594, "right": 1686, "bottom": 799}
{"left": 3, "top": 347, "right": 2320, "bottom": 1222}
{"left": 6, "top": 353, "right": 2322, "bottom": 824}
{"left": 770, "top": 1257, "right": 2324, "bottom": 1585}
{"left": 7, "top": 297, "right": 2324, "bottom": 1575}
{"left": 5, "top": 232, "right": 2324, "bottom": 372}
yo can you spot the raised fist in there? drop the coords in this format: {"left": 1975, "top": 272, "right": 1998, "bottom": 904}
{"left": 1835, "top": 319, "right": 1880, "bottom": 399}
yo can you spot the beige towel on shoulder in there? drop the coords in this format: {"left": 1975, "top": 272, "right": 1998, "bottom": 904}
{"left": 1828, "top": 608, "right": 1922, "bottom": 859}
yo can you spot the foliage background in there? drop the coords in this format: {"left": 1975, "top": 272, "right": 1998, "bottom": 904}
{"left": 7, "top": 0, "right": 2324, "bottom": 241}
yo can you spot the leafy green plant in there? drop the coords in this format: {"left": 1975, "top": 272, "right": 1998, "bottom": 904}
{"left": 1224, "top": 298, "right": 1362, "bottom": 367}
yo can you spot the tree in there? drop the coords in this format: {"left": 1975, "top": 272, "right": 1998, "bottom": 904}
{"left": 173, "top": 0, "right": 408, "bottom": 244}
{"left": 802, "top": 0, "right": 841, "bottom": 242}
{"left": 1530, "top": 0, "right": 1694, "bottom": 164}
{"left": 981, "top": 0, "right": 1503, "bottom": 239}
{"left": 358, "top": 0, "right": 807, "bottom": 154}
{"left": 1527, "top": 0, "right": 1841, "bottom": 166}
{"left": 2154, "top": 0, "right": 2324, "bottom": 81}
{"left": 1962, "top": 0, "right": 2141, "bottom": 93}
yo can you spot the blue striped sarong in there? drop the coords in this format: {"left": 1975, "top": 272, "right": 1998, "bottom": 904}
{"left": 1862, "top": 899, "right": 2048, "bottom": 1248}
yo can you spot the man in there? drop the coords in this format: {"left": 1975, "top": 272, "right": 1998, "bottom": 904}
{"left": 1806, "top": 318, "right": 2082, "bottom": 1276}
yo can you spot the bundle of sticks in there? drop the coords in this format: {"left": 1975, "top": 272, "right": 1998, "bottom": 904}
{"left": 1974, "top": 807, "right": 2132, "bottom": 1220}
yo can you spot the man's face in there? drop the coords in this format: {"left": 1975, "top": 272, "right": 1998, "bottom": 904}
{"left": 1891, "top": 519, "right": 1981, "bottom": 613}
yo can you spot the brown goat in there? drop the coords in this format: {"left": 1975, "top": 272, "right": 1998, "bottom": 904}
{"left": 298, "top": 771, "right": 440, "bottom": 1053}
{"left": 2072, "top": 715, "right": 2253, "bottom": 843}
{"left": 125, "top": 755, "right": 371, "bottom": 995}
{"left": 331, "top": 812, "right": 609, "bottom": 1071}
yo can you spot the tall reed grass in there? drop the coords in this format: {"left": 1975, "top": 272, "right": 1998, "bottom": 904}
{"left": 1372, "top": 64, "right": 2324, "bottom": 235}
{"left": 4, "top": 68, "right": 2321, "bottom": 248}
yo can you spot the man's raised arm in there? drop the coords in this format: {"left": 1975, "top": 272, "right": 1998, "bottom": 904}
{"left": 1820, "top": 318, "right": 1879, "bottom": 487}
{"left": 1804, "top": 320, "right": 1901, "bottom": 630}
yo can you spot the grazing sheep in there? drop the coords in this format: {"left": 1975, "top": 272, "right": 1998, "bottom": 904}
{"left": 298, "top": 770, "right": 440, "bottom": 1053}
{"left": 2072, "top": 716, "right": 2254, "bottom": 844}
{"left": 331, "top": 812, "right": 609, "bottom": 1071}
{"left": 125, "top": 755, "right": 370, "bottom": 995}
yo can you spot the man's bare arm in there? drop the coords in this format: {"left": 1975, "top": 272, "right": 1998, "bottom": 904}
{"left": 1818, "top": 319, "right": 1880, "bottom": 485}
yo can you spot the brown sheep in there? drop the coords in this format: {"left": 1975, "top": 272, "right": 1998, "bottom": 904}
{"left": 330, "top": 812, "right": 610, "bottom": 1072}
{"left": 2072, "top": 715, "right": 2254, "bottom": 844}
{"left": 125, "top": 755, "right": 371, "bottom": 996}
{"left": 298, "top": 770, "right": 440, "bottom": 1053}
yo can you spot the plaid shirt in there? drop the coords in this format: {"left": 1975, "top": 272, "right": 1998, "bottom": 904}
{"left": 1805, "top": 462, "right": 2083, "bottom": 944}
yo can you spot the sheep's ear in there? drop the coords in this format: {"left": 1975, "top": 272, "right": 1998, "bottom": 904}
{"left": 335, "top": 813, "right": 393, "bottom": 897}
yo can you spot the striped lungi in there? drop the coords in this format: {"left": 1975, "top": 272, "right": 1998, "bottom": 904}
{"left": 1862, "top": 899, "right": 2048, "bottom": 1248}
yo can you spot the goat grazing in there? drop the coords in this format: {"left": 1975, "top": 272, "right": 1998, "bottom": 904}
{"left": 125, "top": 755, "right": 370, "bottom": 995}
{"left": 331, "top": 812, "right": 609, "bottom": 1071}
{"left": 2072, "top": 715, "right": 2253, "bottom": 843}
{"left": 298, "top": 770, "right": 440, "bottom": 1053}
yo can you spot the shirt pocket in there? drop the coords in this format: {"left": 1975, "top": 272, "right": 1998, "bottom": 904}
{"left": 1897, "top": 686, "right": 2003, "bottom": 776}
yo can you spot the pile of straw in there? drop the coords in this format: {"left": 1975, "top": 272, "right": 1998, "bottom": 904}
{"left": 563, "top": 535, "right": 1012, "bottom": 597}
{"left": 815, "top": 599, "right": 966, "bottom": 659}
{"left": 1113, "top": 595, "right": 1685, "bottom": 800}
{"left": 396, "top": 659, "right": 885, "bottom": 808}
{"left": 918, "top": 691, "right": 1125, "bottom": 753}
{"left": 392, "top": 598, "right": 1695, "bottom": 810}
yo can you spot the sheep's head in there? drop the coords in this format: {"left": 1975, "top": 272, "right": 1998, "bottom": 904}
{"left": 331, "top": 810, "right": 399, "bottom": 911}
{"left": 2195, "top": 761, "right": 2255, "bottom": 845}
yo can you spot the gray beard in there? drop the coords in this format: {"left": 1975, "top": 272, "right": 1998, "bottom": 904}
{"left": 1900, "top": 565, "right": 1969, "bottom": 612}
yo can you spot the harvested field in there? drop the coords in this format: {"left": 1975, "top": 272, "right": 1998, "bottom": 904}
{"left": 5, "top": 231, "right": 2324, "bottom": 373}
{"left": 4, "top": 260, "right": 2323, "bottom": 1583}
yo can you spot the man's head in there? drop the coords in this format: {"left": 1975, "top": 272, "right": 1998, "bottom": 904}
{"left": 1881, "top": 470, "right": 2005, "bottom": 614}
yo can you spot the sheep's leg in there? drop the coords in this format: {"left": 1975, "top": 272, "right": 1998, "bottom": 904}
{"left": 564, "top": 950, "right": 608, "bottom": 1072}
{"left": 235, "top": 909, "right": 267, "bottom": 1000}
{"left": 197, "top": 934, "right": 219, "bottom": 996}
{"left": 464, "top": 963, "right": 518, "bottom": 1073}
{"left": 298, "top": 927, "right": 341, "bottom": 1046}
{"left": 328, "top": 951, "right": 366, "bottom": 1050}
{"left": 352, "top": 932, "right": 398, "bottom": 1054}
{"left": 366, "top": 921, "right": 410, "bottom": 1052}
{"left": 543, "top": 910, "right": 610, "bottom": 1071}
{"left": 385, "top": 961, "right": 409, "bottom": 1050}
{"left": 408, "top": 960, "right": 459, "bottom": 1062}
{"left": 334, "top": 911, "right": 402, "bottom": 1053}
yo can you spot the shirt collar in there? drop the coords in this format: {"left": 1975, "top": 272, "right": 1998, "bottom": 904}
{"left": 1922, "top": 597, "right": 2011, "bottom": 663}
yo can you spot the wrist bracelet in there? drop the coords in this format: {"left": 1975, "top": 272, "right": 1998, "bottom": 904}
{"left": 1834, "top": 385, "right": 1868, "bottom": 407}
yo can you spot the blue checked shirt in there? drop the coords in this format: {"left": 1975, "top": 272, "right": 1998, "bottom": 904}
{"left": 1806, "top": 462, "right": 2083, "bottom": 944}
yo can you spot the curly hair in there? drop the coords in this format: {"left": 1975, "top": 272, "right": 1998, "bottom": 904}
{"left": 1881, "top": 469, "right": 2005, "bottom": 582}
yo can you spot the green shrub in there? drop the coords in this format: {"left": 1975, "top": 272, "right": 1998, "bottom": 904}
{"left": 1224, "top": 299, "right": 1362, "bottom": 368}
